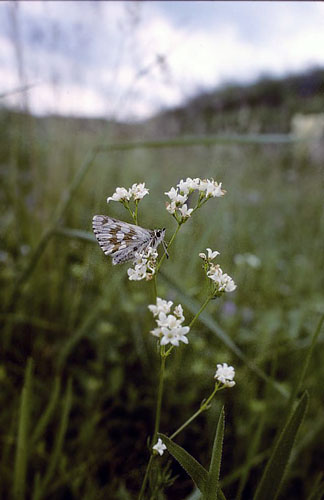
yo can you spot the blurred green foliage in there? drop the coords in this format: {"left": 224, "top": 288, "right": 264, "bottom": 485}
{"left": 0, "top": 98, "right": 323, "bottom": 500}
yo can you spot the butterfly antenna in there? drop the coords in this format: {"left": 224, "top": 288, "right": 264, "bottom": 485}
{"left": 162, "top": 240, "right": 169, "bottom": 259}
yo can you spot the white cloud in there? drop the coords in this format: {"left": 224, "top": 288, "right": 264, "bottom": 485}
{"left": 1, "top": 1, "right": 324, "bottom": 120}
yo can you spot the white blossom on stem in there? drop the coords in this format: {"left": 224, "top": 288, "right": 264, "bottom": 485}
{"left": 214, "top": 363, "right": 236, "bottom": 387}
{"left": 165, "top": 177, "right": 225, "bottom": 220}
{"left": 153, "top": 438, "right": 167, "bottom": 456}
{"left": 178, "top": 204, "right": 193, "bottom": 219}
{"left": 127, "top": 247, "right": 158, "bottom": 281}
{"left": 199, "top": 248, "right": 220, "bottom": 261}
{"left": 148, "top": 298, "right": 190, "bottom": 346}
{"left": 148, "top": 298, "right": 173, "bottom": 317}
{"left": 200, "top": 250, "right": 236, "bottom": 295}
{"left": 107, "top": 187, "right": 131, "bottom": 203}
{"left": 130, "top": 182, "right": 149, "bottom": 200}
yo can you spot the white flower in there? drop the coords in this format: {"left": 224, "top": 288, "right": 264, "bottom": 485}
{"left": 150, "top": 327, "right": 163, "bottom": 338}
{"left": 166, "top": 201, "right": 177, "bottom": 214}
{"left": 148, "top": 297, "right": 173, "bottom": 317}
{"left": 107, "top": 187, "right": 131, "bottom": 203}
{"left": 164, "top": 187, "right": 187, "bottom": 204}
{"left": 177, "top": 179, "right": 191, "bottom": 195}
{"left": 174, "top": 325, "right": 190, "bottom": 344}
{"left": 177, "top": 177, "right": 201, "bottom": 194}
{"left": 153, "top": 438, "right": 167, "bottom": 456}
{"left": 214, "top": 363, "right": 236, "bottom": 387}
{"left": 199, "top": 179, "right": 225, "bottom": 198}
{"left": 207, "top": 264, "right": 236, "bottom": 293}
{"left": 157, "top": 313, "right": 180, "bottom": 329}
{"left": 127, "top": 247, "right": 158, "bottom": 281}
{"left": 178, "top": 204, "right": 193, "bottom": 219}
{"left": 199, "top": 248, "right": 220, "bottom": 261}
{"left": 127, "top": 266, "right": 147, "bottom": 281}
{"left": 222, "top": 274, "right": 237, "bottom": 292}
{"left": 149, "top": 299, "right": 190, "bottom": 346}
{"left": 161, "top": 325, "right": 189, "bottom": 346}
{"left": 174, "top": 304, "right": 184, "bottom": 320}
{"left": 130, "top": 182, "right": 149, "bottom": 200}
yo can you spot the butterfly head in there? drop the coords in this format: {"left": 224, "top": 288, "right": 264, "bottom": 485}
{"left": 153, "top": 228, "right": 168, "bottom": 259}
{"left": 154, "top": 227, "right": 166, "bottom": 243}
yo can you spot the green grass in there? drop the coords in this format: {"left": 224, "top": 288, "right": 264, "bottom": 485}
{"left": 0, "top": 109, "right": 324, "bottom": 499}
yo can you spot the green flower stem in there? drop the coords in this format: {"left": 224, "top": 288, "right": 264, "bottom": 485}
{"left": 189, "top": 295, "right": 213, "bottom": 329}
{"left": 156, "top": 223, "right": 181, "bottom": 273}
{"left": 170, "top": 383, "right": 220, "bottom": 439}
{"left": 153, "top": 348, "right": 167, "bottom": 442}
{"left": 123, "top": 201, "right": 135, "bottom": 223}
{"left": 138, "top": 455, "right": 153, "bottom": 500}
{"left": 134, "top": 200, "right": 139, "bottom": 225}
{"left": 138, "top": 346, "right": 167, "bottom": 500}
{"left": 152, "top": 275, "right": 158, "bottom": 301}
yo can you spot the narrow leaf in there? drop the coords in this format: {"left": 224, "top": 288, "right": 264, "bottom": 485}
{"left": 30, "top": 377, "right": 61, "bottom": 447}
{"left": 306, "top": 472, "right": 324, "bottom": 500}
{"left": 13, "top": 358, "right": 33, "bottom": 499}
{"left": 288, "top": 314, "right": 323, "bottom": 412}
{"left": 158, "top": 433, "right": 208, "bottom": 492}
{"left": 253, "top": 391, "right": 309, "bottom": 500}
{"left": 204, "top": 407, "right": 225, "bottom": 500}
{"left": 36, "top": 379, "right": 73, "bottom": 499}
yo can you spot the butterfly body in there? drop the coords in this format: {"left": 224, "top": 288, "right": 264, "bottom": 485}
{"left": 92, "top": 215, "right": 167, "bottom": 264}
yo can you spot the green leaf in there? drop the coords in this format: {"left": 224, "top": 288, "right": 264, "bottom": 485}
{"left": 34, "top": 379, "right": 73, "bottom": 499}
{"left": 158, "top": 433, "right": 208, "bottom": 493}
{"left": 287, "top": 314, "right": 323, "bottom": 412}
{"left": 204, "top": 407, "right": 225, "bottom": 500}
{"left": 13, "top": 358, "right": 33, "bottom": 499}
{"left": 253, "top": 391, "right": 309, "bottom": 500}
{"left": 30, "top": 377, "right": 61, "bottom": 448}
{"left": 306, "top": 472, "right": 324, "bottom": 500}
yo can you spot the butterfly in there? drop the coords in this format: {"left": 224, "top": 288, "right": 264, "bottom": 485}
{"left": 92, "top": 215, "right": 168, "bottom": 265}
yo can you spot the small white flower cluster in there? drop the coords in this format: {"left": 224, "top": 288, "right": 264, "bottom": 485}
{"left": 127, "top": 247, "right": 158, "bottom": 281}
{"left": 214, "top": 363, "right": 236, "bottom": 387}
{"left": 107, "top": 183, "right": 149, "bottom": 203}
{"left": 148, "top": 297, "right": 190, "bottom": 346}
{"left": 165, "top": 177, "right": 225, "bottom": 220}
{"left": 199, "top": 248, "right": 220, "bottom": 261}
{"left": 153, "top": 438, "right": 167, "bottom": 456}
{"left": 200, "top": 249, "right": 236, "bottom": 295}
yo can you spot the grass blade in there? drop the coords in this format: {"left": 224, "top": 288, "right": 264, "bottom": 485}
{"left": 287, "top": 314, "right": 324, "bottom": 411}
{"left": 13, "top": 358, "right": 33, "bottom": 499}
{"left": 35, "top": 379, "right": 73, "bottom": 499}
{"left": 30, "top": 377, "right": 61, "bottom": 448}
{"left": 306, "top": 473, "right": 324, "bottom": 500}
{"left": 158, "top": 433, "right": 208, "bottom": 492}
{"left": 204, "top": 407, "right": 225, "bottom": 500}
{"left": 253, "top": 391, "right": 309, "bottom": 500}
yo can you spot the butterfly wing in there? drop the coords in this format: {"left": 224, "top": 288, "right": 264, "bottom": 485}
{"left": 92, "top": 215, "right": 153, "bottom": 265}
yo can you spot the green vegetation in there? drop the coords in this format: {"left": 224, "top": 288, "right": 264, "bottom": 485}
{"left": 1, "top": 72, "right": 324, "bottom": 499}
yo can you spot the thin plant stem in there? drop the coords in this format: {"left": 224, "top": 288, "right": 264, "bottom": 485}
{"left": 170, "top": 383, "right": 220, "bottom": 439}
{"left": 153, "top": 348, "right": 166, "bottom": 443}
{"left": 152, "top": 275, "right": 158, "bottom": 301}
{"left": 134, "top": 200, "right": 139, "bottom": 225}
{"left": 138, "top": 455, "right": 153, "bottom": 500}
{"left": 138, "top": 347, "right": 167, "bottom": 500}
{"left": 156, "top": 223, "right": 181, "bottom": 273}
{"left": 189, "top": 295, "right": 213, "bottom": 328}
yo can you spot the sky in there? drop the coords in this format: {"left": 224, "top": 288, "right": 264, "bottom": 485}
{"left": 1, "top": 1, "right": 324, "bottom": 121}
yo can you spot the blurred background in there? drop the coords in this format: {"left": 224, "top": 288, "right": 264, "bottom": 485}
{"left": 1, "top": 2, "right": 324, "bottom": 499}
